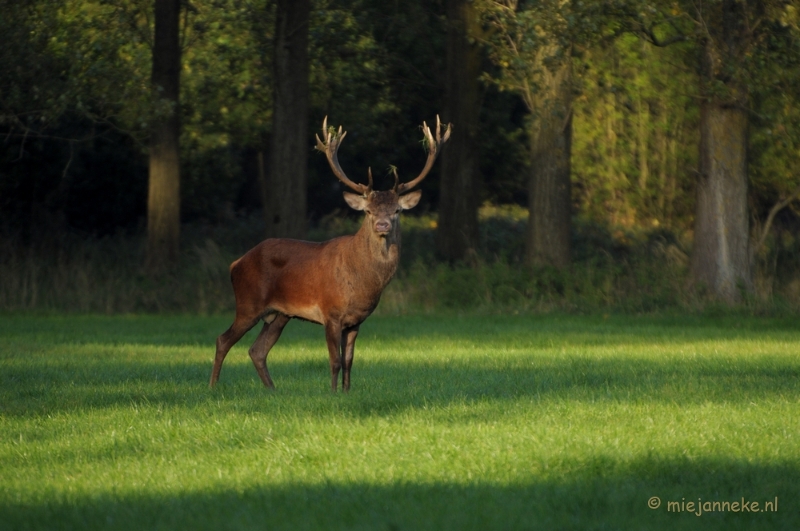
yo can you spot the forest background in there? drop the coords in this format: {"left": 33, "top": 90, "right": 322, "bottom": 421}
{"left": 2, "top": 0, "right": 800, "bottom": 314}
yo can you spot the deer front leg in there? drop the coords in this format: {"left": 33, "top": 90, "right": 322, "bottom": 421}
{"left": 325, "top": 321, "right": 343, "bottom": 392}
{"left": 341, "top": 326, "right": 359, "bottom": 392}
{"left": 249, "top": 314, "right": 290, "bottom": 389}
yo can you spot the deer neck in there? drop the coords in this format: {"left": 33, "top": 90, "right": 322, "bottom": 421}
{"left": 351, "top": 218, "right": 401, "bottom": 286}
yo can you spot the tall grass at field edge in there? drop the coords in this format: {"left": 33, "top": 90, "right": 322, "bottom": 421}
{"left": 2, "top": 208, "right": 799, "bottom": 314}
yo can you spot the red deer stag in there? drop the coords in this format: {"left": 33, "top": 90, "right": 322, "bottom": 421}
{"left": 209, "top": 116, "right": 451, "bottom": 391}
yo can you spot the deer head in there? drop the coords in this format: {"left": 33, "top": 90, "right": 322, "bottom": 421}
{"left": 316, "top": 116, "right": 451, "bottom": 238}
{"left": 342, "top": 189, "right": 421, "bottom": 237}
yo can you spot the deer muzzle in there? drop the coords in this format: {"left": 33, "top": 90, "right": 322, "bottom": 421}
{"left": 375, "top": 220, "right": 391, "bottom": 234}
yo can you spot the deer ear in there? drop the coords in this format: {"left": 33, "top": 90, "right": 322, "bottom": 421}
{"left": 343, "top": 192, "right": 368, "bottom": 211}
{"left": 398, "top": 190, "right": 422, "bottom": 210}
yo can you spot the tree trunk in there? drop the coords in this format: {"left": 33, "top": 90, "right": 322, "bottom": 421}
{"left": 690, "top": 102, "right": 751, "bottom": 302}
{"left": 146, "top": 0, "right": 182, "bottom": 272}
{"left": 436, "top": 0, "right": 481, "bottom": 263}
{"left": 689, "top": 0, "right": 752, "bottom": 302}
{"left": 526, "top": 58, "right": 572, "bottom": 268}
{"left": 265, "top": 0, "right": 310, "bottom": 240}
{"left": 257, "top": 147, "right": 270, "bottom": 230}
{"left": 637, "top": 95, "right": 649, "bottom": 194}
{"left": 656, "top": 107, "right": 667, "bottom": 218}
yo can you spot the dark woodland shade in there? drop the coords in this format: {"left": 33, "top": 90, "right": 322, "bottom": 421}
{"left": 437, "top": 0, "right": 482, "bottom": 263}
{"left": 265, "top": 0, "right": 311, "bottom": 240}
{"left": 147, "top": 0, "right": 182, "bottom": 272}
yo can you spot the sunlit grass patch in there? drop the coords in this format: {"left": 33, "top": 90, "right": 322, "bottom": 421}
{"left": 1, "top": 313, "right": 798, "bottom": 530}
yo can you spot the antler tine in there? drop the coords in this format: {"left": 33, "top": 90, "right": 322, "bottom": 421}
{"left": 396, "top": 115, "right": 452, "bottom": 194}
{"left": 391, "top": 167, "right": 399, "bottom": 192}
{"left": 315, "top": 117, "right": 368, "bottom": 195}
{"left": 367, "top": 167, "right": 373, "bottom": 192}
{"left": 438, "top": 114, "right": 452, "bottom": 144}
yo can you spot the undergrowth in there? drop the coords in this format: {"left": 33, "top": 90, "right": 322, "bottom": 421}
{"left": 1, "top": 207, "right": 798, "bottom": 314}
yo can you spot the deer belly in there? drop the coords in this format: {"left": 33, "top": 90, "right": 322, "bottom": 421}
{"left": 287, "top": 305, "right": 325, "bottom": 325}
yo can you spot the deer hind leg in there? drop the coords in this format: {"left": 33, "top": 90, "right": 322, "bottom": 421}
{"left": 249, "top": 313, "right": 290, "bottom": 389}
{"left": 210, "top": 315, "right": 259, "bottom": 387}
{"left": 341, "top": 326, "right": 359, "bottom": 392}
{"left": 324, "top": 321, "right": 344, "bottom": 392}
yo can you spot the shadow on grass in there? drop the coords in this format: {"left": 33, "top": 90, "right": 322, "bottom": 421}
{"left": 1, "top": 457, "right": 797, "bottom": 531}
{"left": 2, "top": 312, "right": 800, "bottom": 348}
{"left": 2, "top": 352, "right": 798, "bottom": 417}
{"left": 2, "top": 313, "right": 799, "bottom": 417}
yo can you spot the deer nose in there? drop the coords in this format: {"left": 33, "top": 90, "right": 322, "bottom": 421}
{"left": 375, "top": 220, "right": 391, "bottom": 233}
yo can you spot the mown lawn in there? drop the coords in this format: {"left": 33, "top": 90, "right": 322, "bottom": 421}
{"left": 1, "top": 312, "right": 798, "bottom": 530}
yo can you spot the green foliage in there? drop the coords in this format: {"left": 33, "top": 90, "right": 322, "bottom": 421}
{"left": 477, "top": 0, "right": 550, "bottom": 111}
{"left": 174, "top": 0, "right": 276, "bottom": 220}
{"left": 476, "top": 0, "right": 624, "bottom": 111}
{"left": 749, "top": 19, "right": 800, "bottom": 208}
{"left": 572, "top": 34, "right": 698, "bottom": 230}
{"left": 179, "top": 0, "right": 274, "bottom": 146}
{"left": 2, "top": 314, "right": 799, "bottom": 529}
{"left": 0, "top": 0, "right": 149, "bottom": 137}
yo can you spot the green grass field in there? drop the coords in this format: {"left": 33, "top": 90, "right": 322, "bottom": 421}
{"left": 1, "top": 312, "right": 798, "bottom": 530}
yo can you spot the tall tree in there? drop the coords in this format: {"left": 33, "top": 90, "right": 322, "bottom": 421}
{"left": 437, "top": 0, "right": 482, "bottom": 262}
{"left": 526, "top": 49, "right": 572, "bottom": 267}
{"left": 479, "top": 1, "right": 573, "bottom": 267}
{"left": 687, "top": 0, "right": 753, "bottom": 302}
{"left": 265, "top": 0, "right": 310, "bottom": 239}
{"left": 147, "top": 0, "right": 182, "bottom": 271}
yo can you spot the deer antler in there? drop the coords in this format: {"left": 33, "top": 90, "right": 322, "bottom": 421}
{"left": 395, "top": 115, "right": 452, "bottom": 194}
{"left": 316, "top": 117, "right": 370, "bottom": 195}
